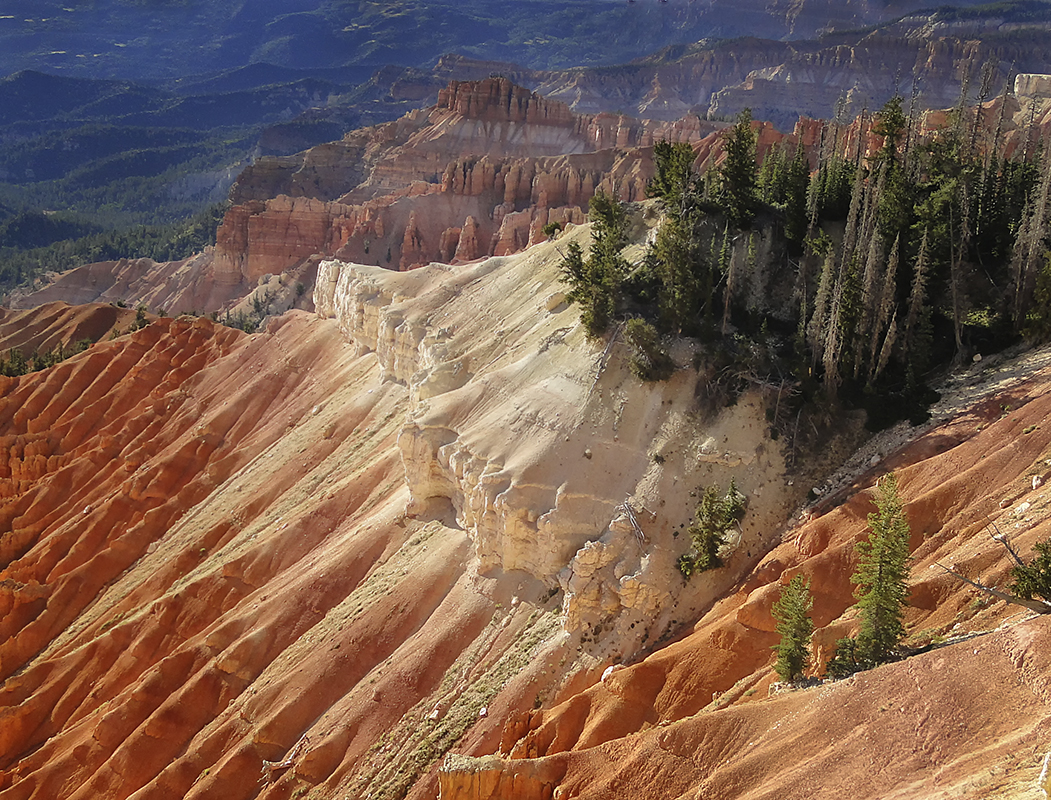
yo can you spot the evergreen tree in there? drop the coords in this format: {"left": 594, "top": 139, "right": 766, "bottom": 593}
{"left": 648, "top": 140, "right": 696, "bottom": 215}
{"left": 719, "top": 109, "right": 759, "bottom": 227}
{"left": 558, "top": 192, "right": 629, "bottom": 338}
{"left": 783, "top": 142, "right": 811, "bottom": 249}
{"left": 1025, "top": 253, "right": 1051, "bottom": 340}
{"left": 718, "top": 223, "right": 733, "bottom": 334}
{"left": 868, "top": 234, "right": 900, "bottom": 385}
{"left": 625, "top": 318, "right": 674, "bottom": 381}
{"left": 872, "top": 96, "right": 908, "bottom": 168}
{"left": 814, "top": 154, "right": 855, "bottom": 221}
{"left": 1010, "top": 150, "right": 1051, "bottom": 330}
{"left": 651, "top": 209, "right": 706, "bottom": 332}
{"left": 647, "top": 139, "right": 713, "bottom": 332}
{"left": 771, "top": 574, "right": 814, "bottom": 682}
{"left": 903, "top": 229, "right": 932, "bottom": 388}
{"left": 679, "top": 480, "right": 746, "bottom": 577}
{"left": 760, "top": 141, "right": 809, "bottom": 252}
{"left": 825, "top": 635, "right": 866, "bottom": 679}
{"left": 1011, "top": 536, "right": 1051, "bottom": 605}
{"left": 807, "top": 248, "right": 836, "bottom": 371}
{"left": 854, "top": 471, "right": 912, "bottom": 665}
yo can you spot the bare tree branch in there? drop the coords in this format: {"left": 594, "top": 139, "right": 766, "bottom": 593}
{"left": 987, "top": 520, "right": 1029, "bottom": 570}
{"left": 931, "top": 562, "right": 1051, "bottom": 614}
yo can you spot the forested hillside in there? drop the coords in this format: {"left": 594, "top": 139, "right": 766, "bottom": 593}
{"left": 563, "top": 89, "right": 1051, "bottom": 432}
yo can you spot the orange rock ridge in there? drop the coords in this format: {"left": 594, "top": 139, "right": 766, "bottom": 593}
{"left": 3, "top": 231, "right": 1051, "bottom": 800}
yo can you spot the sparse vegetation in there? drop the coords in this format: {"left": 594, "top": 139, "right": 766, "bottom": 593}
{"left": 935, "top": 524, "right": 1051, "bottom": 614}
{"left": 679, "top": 480, "right": 746, "bottom": 577}
{"left": 771, "top": 573, "right": 814, "bottom": 682}
{"left": 625, "top": 318, "right": 674, "bottom": 380}
{"left": 0, "top": 338, "right": 94, "bottom": 377}
{"left": 352, "top": 606, "right": 561, "bottom": 800}
{"left": 1010, "top": 536, "right": 1051, "bottom": 606}
{"left": 826, "top": 472, "right": 912, "bottom": 677}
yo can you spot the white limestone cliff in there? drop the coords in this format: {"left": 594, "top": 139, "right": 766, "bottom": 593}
{"left": 314, "top": 213, "right": 798, "bottom": 650}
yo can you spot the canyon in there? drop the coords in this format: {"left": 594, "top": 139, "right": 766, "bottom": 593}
{"left": 1, "top": 203, "right": 1051, "bottom": 798}
{"left": 4, "top": 8, "right": 1051, "bottom": 795}
{"left": 14, "top": 66, "right": 1051, "bottom": 327}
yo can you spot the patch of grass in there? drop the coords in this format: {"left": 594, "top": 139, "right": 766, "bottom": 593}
{"left": 98, "top": 610, "right": 127, "bottom": 633}
{"left": 349, "top": 607, "right": 561, "bottom": 800}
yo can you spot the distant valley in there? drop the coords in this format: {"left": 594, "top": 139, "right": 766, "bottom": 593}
{"left": 4, "top": 1, "right": 1051, "bottom": 294}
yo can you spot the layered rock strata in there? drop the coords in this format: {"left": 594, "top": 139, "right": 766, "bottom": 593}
{"left": 437, "top": 331, "right": 1051, "bottom": 800}
{"left": 315, "top": 217, "right": 798, "bottom": 650}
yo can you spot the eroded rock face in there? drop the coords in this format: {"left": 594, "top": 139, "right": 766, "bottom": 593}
{"left": 208, "top": 76, "right": 730, "bottom": 286}
{"left": 437, "top": 753, "right": 566, "bottom": 800}
{"left": 7, "top": 210, "right": 1051, "bottom": 800}
{"left": 437, "top": 341, "right": 1051, "bottom": 800}
{"left": 315, "top": 216, "right": 797, "bottom": 655}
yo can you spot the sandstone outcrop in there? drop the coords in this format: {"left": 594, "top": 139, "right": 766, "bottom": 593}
{"left": 4, "top": 206, "right": 1051, "bottom": 800}
{"left": 316, "top": 218, "right": 805, "bottom": 658}
{"left": 438, "top": 340, "right": 1051, "bottom": 799}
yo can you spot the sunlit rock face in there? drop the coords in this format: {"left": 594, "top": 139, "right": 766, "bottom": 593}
{"left": 316, "top": 215, "right": 796, "bottom": 657}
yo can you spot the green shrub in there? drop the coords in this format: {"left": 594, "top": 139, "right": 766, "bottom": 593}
{"left": 625, "top": 318, "right": 674, "bottom": 381}
{"left": 679, "top": 480, "right": 746, "bottom": 576}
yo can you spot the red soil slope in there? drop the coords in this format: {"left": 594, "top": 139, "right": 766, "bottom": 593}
{"left": 0, "top": 302, "right": 137, "bottom": 355}
{"left": 0, "top": 308, "right": 566, "bottom": 800}
{"left": 1, "top": 298, "right": 1051, "bottom": 800}
{"left": 452, "top": 355, "right": 1051, "bottom": 799}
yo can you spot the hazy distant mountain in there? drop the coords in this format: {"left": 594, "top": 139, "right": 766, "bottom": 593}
{"left": 0, "top": 0, "right": 997, "bottom": 82}
{"left": 1, "top": 0, "right": 1041, "bottom": 283}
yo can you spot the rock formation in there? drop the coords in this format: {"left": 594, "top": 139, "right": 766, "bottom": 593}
{"left": 0, "top": 302, "right": 136, "bottom": 354}
{"left": 15, "top": 64, "right": 1051, "bottom": 327}
{"left": 363, "top": 12, "right": 1051, "bottom": 132}
{"left": 3, "top": 207, "right": 1051, "bottom": 799}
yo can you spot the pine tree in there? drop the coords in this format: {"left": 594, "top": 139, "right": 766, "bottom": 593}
{"left": 783, "top": 142, "right": 811, "bottom": 249}
{"left": 648, "top": 139, "right": 711, "bottom": 333}
{"left": 903, "top": 229, "right": 932, "bottom": 387}
{"left": 648, "top": 140, "right": 697, "bottom": 215}
{"left": 652, "top": 213, "right": 704, "bottom": 332}
{"left": 680, "top": 481, "right": 746, "bottom": 577}
{"left": 719, "top": 109, "right": 759, "bottom": 227}
{"left": 558, "top": 192, "right": 630, "bottom": 338}
{"left": 772, "top": 574, "right": 814, "bottom": 683}
{"left": 719, "top": 223, "right": 733, "bottom": 334}
{"left": 807, "top": 249, "right": 836, "bottom": 371}
{"left": 1011, "top": 536, "right": 1051, "bottom": 605}
{"left": 853, "top": 226, "right": 884, "bottom": 379}
{"left": 854, "top": 471, "right": 912, "bottom": 665}
{"left": 1010, "top": 149, "right": 1051, "bottom": 330}
{"left": 873, "top": 95, "right": 908, "bottom": 167}
{"left": 1025, "top": 253, "right": 1051, "bottom": 340}
{"left": 868, "top": 234, "right": 899, "bottom": 385}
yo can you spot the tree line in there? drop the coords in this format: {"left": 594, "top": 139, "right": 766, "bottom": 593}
{"left": 0, "top": 203, "right": 228, "bottom": 290}
{"left": 0, "top": 338, "right": 94, "bottom": 377}
{"left": 561, "top": 88, "right": 1051, "bottom": 428}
